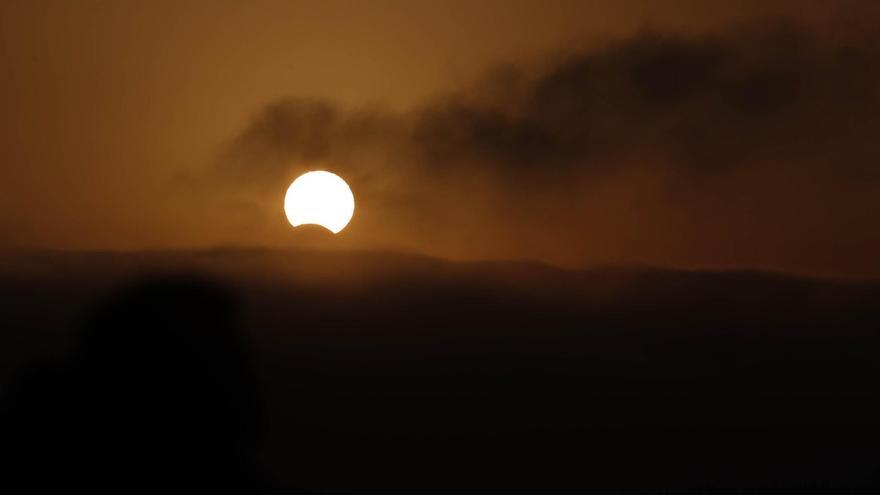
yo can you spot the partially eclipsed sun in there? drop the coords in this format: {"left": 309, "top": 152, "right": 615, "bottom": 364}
{"left": 284, "top": 171, "right": 354, "bottom": 234}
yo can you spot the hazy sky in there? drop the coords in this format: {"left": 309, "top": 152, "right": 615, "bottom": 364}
{"left": 2, "top": 1, "right": 879, "bottom": 276}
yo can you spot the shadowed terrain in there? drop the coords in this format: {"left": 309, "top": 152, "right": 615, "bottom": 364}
{"left": 1, "top": 249, "right": 879, "bottom": 493}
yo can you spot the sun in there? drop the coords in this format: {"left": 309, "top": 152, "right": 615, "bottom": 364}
{"left": 283, "top": 171, "right": 355, "bottom": 234}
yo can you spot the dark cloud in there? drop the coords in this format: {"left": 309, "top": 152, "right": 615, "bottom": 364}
{"left": 219, "top": 21, "right": 880, "bottom": 185}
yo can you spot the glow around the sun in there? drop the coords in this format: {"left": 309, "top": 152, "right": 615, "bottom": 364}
{"left": 283, "top": 171, "right": 355, "bottom": 234}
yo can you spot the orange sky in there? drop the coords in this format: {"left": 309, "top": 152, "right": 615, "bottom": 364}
{"left": 2, "top": 1, "right": 879, "bottom": 277}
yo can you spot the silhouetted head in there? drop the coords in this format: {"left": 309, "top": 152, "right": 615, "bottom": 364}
{"left": 80, "top": 275, "right": 246, "bottom": 377}
{"left": 71, "top": 275, "right": 259, "bottom": 490}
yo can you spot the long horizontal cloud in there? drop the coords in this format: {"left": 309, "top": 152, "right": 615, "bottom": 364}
{"left": 217, "top": 20, "right": 879, "bottom": 186}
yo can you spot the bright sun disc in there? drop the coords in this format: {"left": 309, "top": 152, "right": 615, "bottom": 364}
{"left": 284, "top": 171, "right": 354, "bottom": 234}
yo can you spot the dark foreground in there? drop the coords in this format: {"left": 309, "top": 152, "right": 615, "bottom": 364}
{"left": 1, "top": 249, "right": 879, "bottom": 493}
